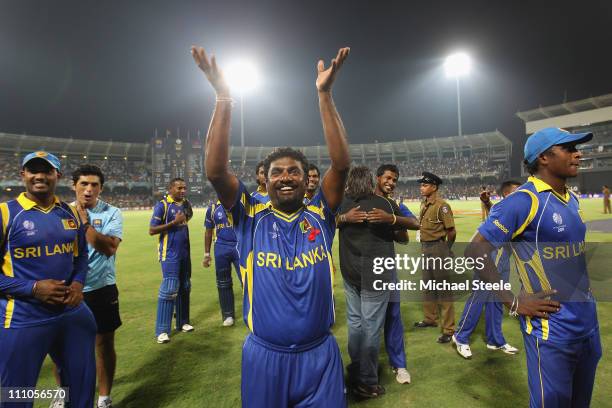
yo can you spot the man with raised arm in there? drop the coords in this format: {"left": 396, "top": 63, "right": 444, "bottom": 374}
{"left": 192, "top": 45, "right": 351, "bottom": 408}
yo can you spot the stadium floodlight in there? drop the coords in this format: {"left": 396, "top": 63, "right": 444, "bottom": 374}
{"left": 444, "top": 52, "right": 472, "bottom": 137}
{"left": 225, "top": 60, "right": 260, "bottom": 148}
{"left": 444, "top": 52, "right": 471, "bottom": 78}
{"left": 225, "top": 60, "right": 260, "bottom": 93}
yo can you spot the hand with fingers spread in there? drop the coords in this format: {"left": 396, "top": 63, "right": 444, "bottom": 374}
{"left": 316, "top": 47, "right": 350, "bottom": 93}
{"left": 366, "top": 208, "right": 394, "bottom": 224}
{"left": 32, "top": 279, "right": 69, "bottom": 305}
{"left": 516, "top": 289, "right": 561, "bottom": 318}
{"left": 342, "top": 206, "right": 368, "bottom": 223}
{"left": 191, "top": 46, "right": 231, "bottom": 97}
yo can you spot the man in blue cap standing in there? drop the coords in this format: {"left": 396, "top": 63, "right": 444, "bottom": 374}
{"left": 0, "top": 151, "right": 96, "bottom": 408}
{"left": 467, "top": 127, "right": 601, "bottom": 407}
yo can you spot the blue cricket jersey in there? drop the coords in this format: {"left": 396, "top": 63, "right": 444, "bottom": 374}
{"left": 479, "top": 176, "right": 597, "bottom": 343}
{"left": 150, "top": 195, "right": 190, "bottom": 262}
{"left": 252, "top": 186, "right": 270, "bottom": 204}
{"left": 205, "top": 202, "right": 237, "bottom": 245}
{"left": 230, "top": 181, "right": 337, "bottom": 347}
{"left": 398, "top": 202, "right": 415, "bottom": 218}
{"left": 0, "top": 193, "right": 88, "bottom": 328}
{"left": 82, "top": 199, "right": 123, "bottom": 292}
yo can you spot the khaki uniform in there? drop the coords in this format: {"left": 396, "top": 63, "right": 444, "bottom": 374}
{"left": 419, "top": 194, "right": 456, "bottom": 335}
{"left": 603, "top": 187, "right": 611, "bottom": 214}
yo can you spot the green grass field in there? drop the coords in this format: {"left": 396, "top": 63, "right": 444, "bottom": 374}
{"left": 33, "top": 198, "right": 612, "bottom": 407}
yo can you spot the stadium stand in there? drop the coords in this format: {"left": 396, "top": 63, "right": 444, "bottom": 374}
{"left": 0, "top": 129, "right": 512, "bottom": 207}
{"left": 517, "top": 93, "right": 612, "bottom": 193}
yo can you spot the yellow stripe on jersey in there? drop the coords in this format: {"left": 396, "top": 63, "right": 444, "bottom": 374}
{"left": 326, "top": 251, "right": 336, "bottom": 321}
{"left": 270, "top": 207, "right": 301, "bottom": 223}
{"left": 306, "top": 203, "right": 326, "bottom": 220}
{"left": 494, "top": 247, "right": 504, "bottom": 267}
{"left": 536, "top": 339, "right": 545, "bottom": 407}
{"left": 161, "top": 233, "right": 169, "bottom": 261}
{"left": 241, "top": 193, "right": 270, "bottom": 217}
{"left": 3, "top": 249, "right": 14, "bottom": 328}
{"left": 240, "top": 251, "right": 255, "bottom": 331}
{"left": 512, "top": 190, "right": 539, "bottom": 239}
{"left": 0, "top": 203, "right": 9, "bottom": 238}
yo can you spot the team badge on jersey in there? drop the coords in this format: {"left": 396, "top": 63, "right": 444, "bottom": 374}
{"left": 552, "top": 212, "right": 566, "bottom": 232}
{"left": 62, "top": 219, "right": 78, "bottom": 230}
{"left": 299, "top": 219, "right": 312, "bottom": 233}
{"left": 93, "top": 219, "right": 102, "bottom": 227}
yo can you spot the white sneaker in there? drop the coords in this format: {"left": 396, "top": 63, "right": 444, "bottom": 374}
{"left": 487, "top": 343, "right": 519, "bottom": 355}
{"left": 222, "top": 317, "right": 235, "bottom": 327}
{"left": 452, "top": 335, "right": 472, "bottom": 359}
{"left": 98, "top": 398, "right": 113, "bottom": 408}
{"left": 49, "top": 397, "right": 65, "bottom": 408}
{"left": 393, "top": 367, "right": 411, "bottom": 384}
{"left": 156, "top": 333, "right": 170, "bottom": 343}
{"left": 181, "top": 324, "right": 194, "bottom": 332}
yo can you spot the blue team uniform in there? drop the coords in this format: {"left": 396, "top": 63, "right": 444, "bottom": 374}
{"left": 205, "top": 202, "right": 241, "bottom": 320}
{"left": 383, "top": 200, "right": 415, "bottom": 370}
{"left": 230, "top": 181, "right": 345, "bottom": 407}
{"left": 150, "top": 195, "right": 192, "bottom": 336}
{"left": 479, "top": 176, "right": 600, "bottom": 408}
{"left": 454, "top": 246, "right": 510, "bottom": 347}
{"left": 0, "top": 193, "right": 96, "bottom": 408}
{"left": 251, "top": 186, "right": 270, "bottom": 204}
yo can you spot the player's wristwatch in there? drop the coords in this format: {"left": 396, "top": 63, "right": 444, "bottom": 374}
{"left": 82, "top": 222, "right": 92, "bottom": 231}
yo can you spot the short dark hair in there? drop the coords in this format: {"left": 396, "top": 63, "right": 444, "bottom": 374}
{"left": 499, "top": 180, "right": 522, "bottom": 194}
{"left": 72, "top": 164, "right": 105, "bottom": 186}
{"left": 169, "top": 177, "right": 185, "bottom": 187}
{"left": 307, "top": 163, "right": 320, "bottom": 176}
{"left": 255, "top": 161, "right": 264, "bottom": 175}
{"left": 523, "top": 147, "right": 553, "bottom": 175}
{"left": 346, "top": 166, "right": 375, "bottom": 199}
{"left": 262, "top": 147, "right": 309, "bottom": 181}
{"left": 376, "top": 164, "right": 399, "bottom": 178}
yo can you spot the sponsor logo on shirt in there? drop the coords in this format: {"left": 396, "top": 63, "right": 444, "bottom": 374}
{"left": 493, "top": 219, "right": 509, "bottom": 234}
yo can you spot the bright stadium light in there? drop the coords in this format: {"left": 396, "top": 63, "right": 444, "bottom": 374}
{"left": 444, "top": 52, "right": 471, "bottom": 78}
{"left": 225, "top": 60, "right": 260, "bottom": 93}
{"left": 444, "top": 52, "right": 472, "bottom": 137}
{"left": 225, "top": 60, "right": 261, "bottom": 149}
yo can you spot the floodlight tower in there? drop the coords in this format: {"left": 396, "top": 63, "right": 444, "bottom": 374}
{"left": 444, "top": 52, "right": 471, "bottom": 137}
{"left": 225, "top": 60, "right": 260, "bottom": 148}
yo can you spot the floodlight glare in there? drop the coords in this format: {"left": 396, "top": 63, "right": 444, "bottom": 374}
{"left": 226, "top": 60, "right": 260, "bottom": 93}
{"left": 444, "top": 52, "right": 471, "bottom": 78}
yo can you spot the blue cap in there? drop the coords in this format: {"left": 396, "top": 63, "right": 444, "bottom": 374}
{"left": 21, "top": 151, "right": 62, "bottom": 172}
{"left": 524, "top": 127, "right": 593, "bottom": 164}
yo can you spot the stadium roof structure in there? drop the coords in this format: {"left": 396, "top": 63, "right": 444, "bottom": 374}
{"left": 516, "top": 93, "right": 612, "bottom": 123}
{"left": 228, "top": 130, "right": 511, "bottom": 165}
{"left": 0, "top": 129, "right": 511, "bottom": 164}
{"left": 0, "top": 132, "right": 150, "bottom": 160}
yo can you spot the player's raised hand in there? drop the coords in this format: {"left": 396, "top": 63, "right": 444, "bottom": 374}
{"left": 516, "top": 289, "right": 561, "bottom": 318}
{"left": 191, "top": 46, "right": 230, "bottom": 97}
{"left": 316, "top": 47, "right": 350, "bottom": 93}
{"left": 33, "top": 279, "right": 68, "bottom": 305}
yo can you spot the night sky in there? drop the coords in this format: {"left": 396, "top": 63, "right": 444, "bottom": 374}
{"left": 1, "top": 0, "right": 611, "bottom": 154}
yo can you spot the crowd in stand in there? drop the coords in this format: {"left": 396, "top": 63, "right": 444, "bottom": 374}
{"left": 0, "top": 154, "right": 149, "bottom": 183}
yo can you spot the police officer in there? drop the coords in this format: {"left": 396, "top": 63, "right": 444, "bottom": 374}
{"left": 414, "top": 172, "right": 456, "bottom": 343}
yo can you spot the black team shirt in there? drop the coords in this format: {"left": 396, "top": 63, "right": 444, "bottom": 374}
{"left": 338, "top": 194, "right": 401, "bottom": 290}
